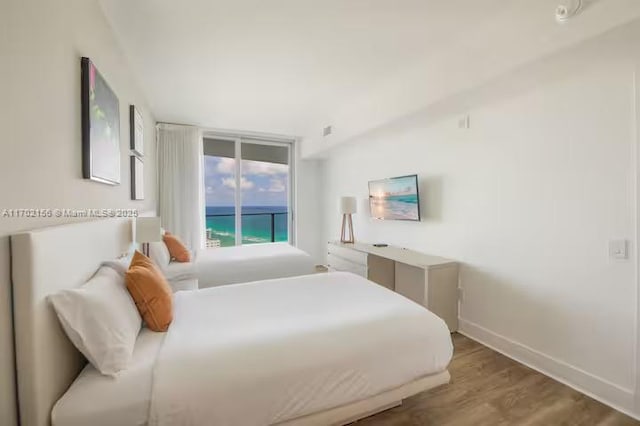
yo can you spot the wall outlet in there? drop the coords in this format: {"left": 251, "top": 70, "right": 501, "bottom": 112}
{"left": 609, "top": 239, "right": 628, "bottom": 260}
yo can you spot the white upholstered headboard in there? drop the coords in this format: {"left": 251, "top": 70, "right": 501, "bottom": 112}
{"left": 11, "top": 218, "right": 133, "bottom": 426}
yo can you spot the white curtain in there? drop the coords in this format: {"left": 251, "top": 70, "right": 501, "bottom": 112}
{"left": 157, "top": 124, "right": 204, "bottom": 250}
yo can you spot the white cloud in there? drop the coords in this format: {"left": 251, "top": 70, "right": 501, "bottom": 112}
{"left": 244, "top": 161, "right": 288, "bottom": 176}
{"left": 267, "top": 178, "right": 286, "bottom": 193}
{"left": 216, "top": 158, "right": 288, "bottom": 176}
{"left": 216, "top": 158, "right": 235, "bottom": 174}
{"left": 222, "top": 177, "right": 254, "bottom": 190}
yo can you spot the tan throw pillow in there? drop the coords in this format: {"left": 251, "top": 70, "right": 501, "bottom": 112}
{"left": 125, "top": 251, "right": 173, "bottom": 332}
{"left": 163, "top": 232, "right": 191, "bottom": 262}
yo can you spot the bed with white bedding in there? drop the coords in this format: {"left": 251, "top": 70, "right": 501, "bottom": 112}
{"left": 52, "top": 272, "right": 452, "bottom": 426}
{"left": 195, "top": 242, "right": 316, "bottom": 288}
{"left": 11, "top": 218, "right": 452, "bottom": 426}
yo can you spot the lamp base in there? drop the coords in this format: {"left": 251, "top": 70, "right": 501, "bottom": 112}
{"left": 340, "top": 213, "right": 354, "bottom": 244}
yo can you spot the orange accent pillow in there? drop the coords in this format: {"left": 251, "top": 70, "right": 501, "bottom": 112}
{"left": 125, "top": 251, "right": 173, "bottom": 332}
{"left": 163, "top": 232, "right": 191, "bottom": 262}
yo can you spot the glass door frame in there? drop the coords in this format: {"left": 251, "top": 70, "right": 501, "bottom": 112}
{"left": 203, "top": 131, "right": 295, "bottom": 246}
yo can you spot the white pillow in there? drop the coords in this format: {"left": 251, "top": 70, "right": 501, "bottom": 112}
{"left": 48, "top": 266, "right": 141, "bottom": 376}
{"left": 148, "top": 241, "right": 170, "bottom": 269}
{"left": 100, "top": 255, "right": 132, "bottom": 276}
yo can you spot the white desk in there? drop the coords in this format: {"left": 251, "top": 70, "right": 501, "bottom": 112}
{"left": 327, "top": 241, "right": 459, "bottom": 331}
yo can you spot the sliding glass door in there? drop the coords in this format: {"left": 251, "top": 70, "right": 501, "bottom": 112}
{"left": 240, "top": 141, "right": 290, "bottom": 245}
{"left": 203, "top": 138, "right": 236, "bottom": 247}
{"left": 203, "top": 136, "right": 292, "bottom": 248}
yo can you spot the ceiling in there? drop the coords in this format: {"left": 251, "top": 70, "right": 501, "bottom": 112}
{"left": 100, "top": 0, "right": 640, "bottom": 140}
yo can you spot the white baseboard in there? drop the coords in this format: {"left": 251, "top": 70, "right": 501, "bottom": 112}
{"left": 458, "top": 318, "right": 638, "bottom": 420}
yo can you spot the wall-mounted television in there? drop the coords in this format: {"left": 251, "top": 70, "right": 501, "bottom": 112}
{"left": 368, "top": 174, "right": 421, "bottom": 221}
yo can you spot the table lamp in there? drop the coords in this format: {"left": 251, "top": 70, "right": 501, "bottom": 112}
{"left": 340, "top": 196, "right": 357, "bottom": 244}
{"left": 135, "top": 217, "right": 162, "bottom": 256}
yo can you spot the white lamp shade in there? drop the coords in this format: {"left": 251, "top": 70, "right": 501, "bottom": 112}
{"left": 135, "top": 217, "right": 162, "bottom": 243}
{"left": 340, "top": 196, "right": 357, "bottom": 214}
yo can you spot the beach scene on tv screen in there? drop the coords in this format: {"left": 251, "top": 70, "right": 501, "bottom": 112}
{"left": 369, "top": 175, "right": 420, "bottom": 220}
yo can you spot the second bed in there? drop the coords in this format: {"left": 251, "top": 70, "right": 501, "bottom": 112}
{"left": 194, "top": 242, "right": 316, "bottom": 288}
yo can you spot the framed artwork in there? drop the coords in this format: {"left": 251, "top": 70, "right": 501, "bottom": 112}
{"left": 130, "top": 156, "right": 144, "bottom": 200}
{"left": 130, "top": 105, "right": 144, "bottom": 156}
{"left": 81, "top": 57, "right": 121, "bottom": 185}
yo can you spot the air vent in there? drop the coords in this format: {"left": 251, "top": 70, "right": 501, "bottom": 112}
{"left": 323, "top": 125, "right": 333, "bottom": 137}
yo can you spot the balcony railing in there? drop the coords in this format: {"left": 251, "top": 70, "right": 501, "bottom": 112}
{"left": 206, "top": 212, "right": 287, "bottom": 244}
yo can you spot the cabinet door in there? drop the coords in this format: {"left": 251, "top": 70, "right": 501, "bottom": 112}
{"left": 367, "top": 254, "right": 395, "bottom": 290}
{"left": 394, "top": 262, "right": 426, "bottom": 306}
{"left": 427, "top": 266, "right": 459, "bottom": 331}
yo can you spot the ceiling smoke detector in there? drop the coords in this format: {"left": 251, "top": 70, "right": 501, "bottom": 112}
{"left": 556, "top": 0, "right": 583, "bottom": 23}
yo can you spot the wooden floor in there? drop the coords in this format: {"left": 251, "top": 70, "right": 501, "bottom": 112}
{"left": 354, "top": 333, "right": 638, "bottom": 426}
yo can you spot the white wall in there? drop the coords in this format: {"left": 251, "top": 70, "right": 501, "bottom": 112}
{"left": 320, "top": 21, "right": 640, "bottom": 416}
{"left": 0, "top": 1, "right": 158, "bottom": 424}
{"left": 294, "top": 149, "right": 324, "bottom": 264}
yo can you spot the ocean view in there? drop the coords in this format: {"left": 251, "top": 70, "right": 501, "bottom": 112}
{"left": 206, "top": 206, "right": 288, "bottom": 247}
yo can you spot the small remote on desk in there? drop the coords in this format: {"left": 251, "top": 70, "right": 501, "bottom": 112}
{"left": 373, "top": 243, "right": 388, "bottom": 247}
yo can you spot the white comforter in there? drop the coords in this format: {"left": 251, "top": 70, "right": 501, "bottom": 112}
{"left": 149, "top": 272, "right": 453, "bottom": 426}
{"left": 195, "top": 243, "right": 315, "bottom": 288}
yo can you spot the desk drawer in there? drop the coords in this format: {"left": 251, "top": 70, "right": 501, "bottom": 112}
{"left": 327, "top": 244, "right": 368, "bottom": 266}
{"left": 327, "top": 254, "right": 368, "bottom": 278}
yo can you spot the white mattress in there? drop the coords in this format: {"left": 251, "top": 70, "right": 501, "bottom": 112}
{"left": 52, "top": 330, "right": 165, "bottom": 426}
{"left": 149, "top": 272, "right": 453, "bottom": 425}
{"left": 195, "top": 242, "right": 315, "bottom": 288}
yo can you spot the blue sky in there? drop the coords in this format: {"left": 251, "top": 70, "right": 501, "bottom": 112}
{"left": 204, "top": 156, "right": 288, "bottom": 207}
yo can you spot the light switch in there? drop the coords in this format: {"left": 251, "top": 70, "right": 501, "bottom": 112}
{"left": 609, "top": 240, "right": 628, "bottom": 260}
{"left": 458, "top": 115, "right": 470, "bottom": 129}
